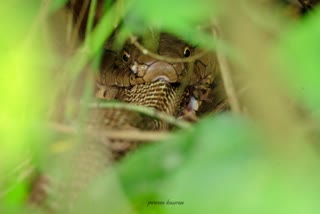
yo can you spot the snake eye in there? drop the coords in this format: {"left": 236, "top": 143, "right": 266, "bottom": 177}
{"left": 122, "top": 51, "right": 130, "bottom": 62}
{"left": 183, "top": 47, "right": 191, "bottom": 57}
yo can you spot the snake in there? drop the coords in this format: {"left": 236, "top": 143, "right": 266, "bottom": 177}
{"left": 26, "top": 33, "right": 226, "bottom": 211}
{"left": 86, "top": 33, "right": 222, "bottom": 158}
{"left": 97, "top": 33, "right": 218, "bottom": 114}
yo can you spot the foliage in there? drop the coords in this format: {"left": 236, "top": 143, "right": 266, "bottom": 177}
{"left": 1, "top": 0, "right": 320, "bottom": 214}
{"left": 277, "top": 9, "right": 320, "bottom": 109}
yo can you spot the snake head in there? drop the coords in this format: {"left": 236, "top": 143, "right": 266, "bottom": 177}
{"left": 99, "top": 34, "right": 203, "bottom": 88}
{"left": 129, "top": 54, "right": 183, "bottom": 84}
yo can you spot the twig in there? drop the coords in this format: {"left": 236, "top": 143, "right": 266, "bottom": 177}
{"left": 3, "top": 157, "right": 33, "bottom": 179}
{"left": 88, "top": 101, "right": 191, "bottom": 129}
{"left": 212, "top": 25, "right": 241, "bottom": 114}
{"left": 213, "top": 99, "right": 230, "bottom": 113}
{"left": 0, "top": 157, "right": 34, "bottom": 198}
{"left": 70, "top": 0, "right": 90, "bottom": 45}
{"left": 49, "top": 122, "right": 171, "bottom": 142}
{"left": 129, "top": 36, "right": 208, "bottom": 63}
{"left": 96, "top": 130, "right": 170, "bottom": 141}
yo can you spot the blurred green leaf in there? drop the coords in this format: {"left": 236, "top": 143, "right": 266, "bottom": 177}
{"left": 126, "top": 0, "right": 218, "bottom": 31}
{"left": 124, "top": 0, "right": 225, "bottom": 52}
{"left": 0, "top": 1, "right": 52, "bottom": 212}
{"left": 117, "top": 114, "right": 262, "bottom": 212}
{"left": 118, "top": 114, "right": 320, "bottom": 214}
{"left": 277, "top": 8, "right": 320, "bottom": 109}
{"left": 50, "top": 0, "right": 69, "bottom": 13}
{"left": 0, "top": 1, "right": 41, "bottom": 50}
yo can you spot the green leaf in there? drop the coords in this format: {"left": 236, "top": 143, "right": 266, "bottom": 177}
{"left": 126, "top": 0, "right": 218, "bottom": 31}
{"left": 2, "top": 182, "right": 28, "bottom": 214}
{"left": 118, "top": 114, "right": 320, "bottom": 214}
{"left": 123, "top": 0, "right": 230, "bottom": 55}
{"left": 49, "top": 0, "right": 69, "bottom": 13}
{"left": 117, "top": 114, "right": 262, "bottom": 213}
{"left": 277, "top": 8, "right": 320, "bottom": 109}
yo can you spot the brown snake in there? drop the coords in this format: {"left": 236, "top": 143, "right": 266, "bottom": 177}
{"left": 27, "top": 33, "right": 224, "bottom": 211}
{"left": 87, "top": 33, "right": 220, "bottom": 159}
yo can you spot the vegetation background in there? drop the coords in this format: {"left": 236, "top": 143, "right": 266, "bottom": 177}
{"left": 1, "top": 0, "right": 320, "bottom": 213}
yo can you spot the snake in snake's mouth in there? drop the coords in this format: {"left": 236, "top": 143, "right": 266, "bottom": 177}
{"left": 96, "top": 33, "right": 216, "bottom": 118}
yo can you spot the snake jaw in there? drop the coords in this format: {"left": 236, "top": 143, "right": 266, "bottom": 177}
{"left": 151, "top": 75, "right": 171, "bottom": 82}
{"left": 142, "top": 61, "right": 178, "bottom": 83}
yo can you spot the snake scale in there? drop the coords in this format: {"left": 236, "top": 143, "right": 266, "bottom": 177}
{"left": 27, "top": 33, "right": 224, "bottom": 211}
